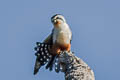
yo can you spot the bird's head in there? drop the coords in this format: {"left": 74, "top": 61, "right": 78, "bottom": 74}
{"left": 51, "top": 14, "right": 66, "bottom": 27}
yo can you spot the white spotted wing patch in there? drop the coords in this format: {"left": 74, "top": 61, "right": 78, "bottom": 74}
{"left": 45, "top": 44, "right": 47, "bottom": 47}
{"left": 41, "top": 48, "right": 43, "bottom": 51}
{"left": 44, "top": 47, "right": 47, "bottom": 50}
{"left": 36, "top": 42, "right": 41, "bottom": 46}
{"left": 41, "top": 52, "right": 44, "bottom": 55}
{"left": 34, "top": 42, "right": 52, "bottom": 67}
{"left": 40, "top": 58, "right": 43, "bottom": 61}
{"left": 45, "top": 50, "right": 48, "bottom": 53}
{"left": 46, "top": 59, "right": 49, "bottom": 61}
{"left": 41, "top": 44, "right": 44, "bottom": 47}
{"left": 43, "top": 56, "right": 46, "bottom": 59}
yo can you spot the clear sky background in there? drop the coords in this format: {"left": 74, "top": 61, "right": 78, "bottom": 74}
{"left": 0, "top": 0, "right": 120, "bottom": 80}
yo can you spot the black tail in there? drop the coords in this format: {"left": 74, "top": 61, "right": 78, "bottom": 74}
{"left": 34, "top": 57, "right": 41, "bottom": 75}
{"left": 34, "top": 42, "right": 52, "bottom": 75}
{"left": 46, "top": 55, "right": 55, "bottom": 71}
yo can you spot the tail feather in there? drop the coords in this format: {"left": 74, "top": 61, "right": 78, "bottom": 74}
{"left": 46, "top": 56, "right": 55, "bottom": 71}
{"left": 34, "top": 42, "right": 55, "bottom": 75}
{"left": 34, "top": 58, "right": 41, "bottom": 75}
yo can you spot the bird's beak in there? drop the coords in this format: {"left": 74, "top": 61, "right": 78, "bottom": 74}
{"left": 53, "top": 20, "right": 61, "bottom": 28}
{"left": 53, "top": 19, "right": 61, "bottom": 25}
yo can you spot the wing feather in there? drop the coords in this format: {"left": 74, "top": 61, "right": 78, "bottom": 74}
{"left": 43, "top": 29, "right": 54, "bottom": 45}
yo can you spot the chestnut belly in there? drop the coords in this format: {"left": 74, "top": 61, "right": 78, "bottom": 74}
{"left": 54, "top": 42, "right": 71, "bottom": 51}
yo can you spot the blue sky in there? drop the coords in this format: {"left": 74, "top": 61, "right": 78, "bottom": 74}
{"left": 0, "top": 0, "right": 120, "bottom": 80}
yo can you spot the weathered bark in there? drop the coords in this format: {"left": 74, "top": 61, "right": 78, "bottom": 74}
{"left": 54, "top": 51, "right": 95, "bottom": 80}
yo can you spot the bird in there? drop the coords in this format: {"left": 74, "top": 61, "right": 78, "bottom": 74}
{"left": 34, "top": 14, "right": 72, "bottom": 75}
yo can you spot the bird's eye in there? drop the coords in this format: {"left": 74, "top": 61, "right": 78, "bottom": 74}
{"left": 56, "top": 17, "right": 59, "bottom": 19}
{"left": 56, "top": 17, "right": 63, "bottom": 20}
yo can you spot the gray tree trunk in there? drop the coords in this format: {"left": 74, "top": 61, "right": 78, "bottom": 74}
{"left": 54, "top": 51, "right": 95, "bottom": 80}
